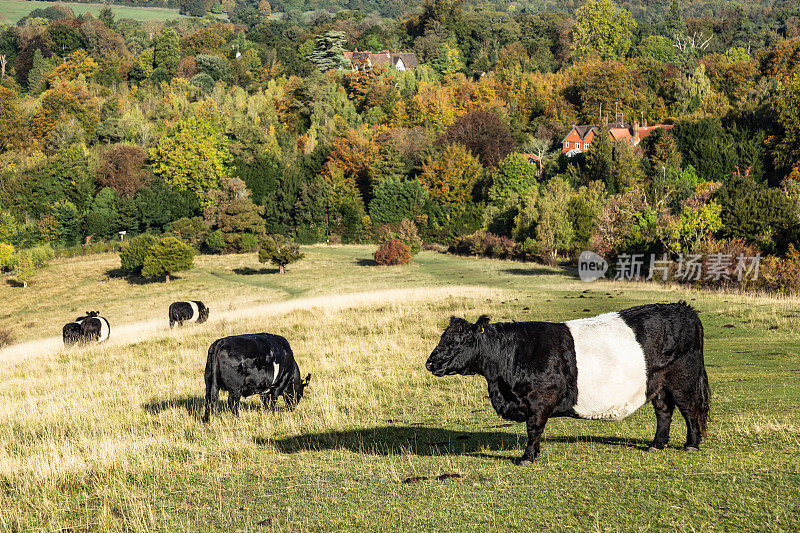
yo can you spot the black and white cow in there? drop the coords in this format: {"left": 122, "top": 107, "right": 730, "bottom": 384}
{"left": 169, "top": 301, "right": 209, "bottom": 327}
{"left": 79, "top": 311, "right": 111, "bottom": 343}
{"left": 62, "top": 311, "right": 110, "bottom": 345}
{"left": 202, "top": 333, "right": 311, "bottom": 422}
{"left": 426, "top": 302, "right": 709, "bottom": 464}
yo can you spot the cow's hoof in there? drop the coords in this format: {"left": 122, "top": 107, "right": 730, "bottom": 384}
{"left": 515, "top": 457, "right": 534, "bottom": 466}
{"left": 683, "top": 446, "right": 700, "bottom": 452}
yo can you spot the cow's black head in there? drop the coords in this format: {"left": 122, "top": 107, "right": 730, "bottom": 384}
{"left": 287, "top": 373, "right": 312, "bottom": 408}
{"left": 199, "top": 306, "right": 210, "bottom": 322}
{"left": 426, "top": 316, "right": 490, "bottom": 377}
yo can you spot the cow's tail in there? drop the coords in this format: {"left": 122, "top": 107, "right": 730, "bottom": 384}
{"left": 692, "top": 315, "right": 710, "bottom": 438}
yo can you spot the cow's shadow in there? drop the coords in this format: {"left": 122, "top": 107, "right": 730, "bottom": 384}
{"left": 143, "top": 395, "right": 290, "bottom": 420}
{"left": 261, "top": 426, "right": 652, "bottom": 462}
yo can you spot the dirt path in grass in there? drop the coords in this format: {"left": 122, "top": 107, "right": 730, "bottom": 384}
{"left": 0, "top": 285, "right": 503, "bottom": 362}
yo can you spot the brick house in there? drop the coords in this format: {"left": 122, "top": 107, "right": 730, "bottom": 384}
{"left": 561, "top": 113, "right": 674, "bottom": 155}
{"left": 343, "top": 50, "right": 420, "bottom": 71}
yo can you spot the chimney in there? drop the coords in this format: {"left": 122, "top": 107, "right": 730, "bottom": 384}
{"left": 634, "top": 121, "right": 640, "bottom": 143}
{"left": 616, "top": 112, "right": 624, "bottom": 125}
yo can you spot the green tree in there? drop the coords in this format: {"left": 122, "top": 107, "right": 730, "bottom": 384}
{"left": 141, "top": 236, "right": 195, "bottom": 283}
{"left": 307, "top": 31, "right": 349, "bottom": 71}
{"left": 571, "top": 0, "right": 636, "bottom": 61}
{"left": 203, "top": 177, "right": 266, "bottom": 252}
{"left": 27, "top": 49, "right": 50, "bottom": 94}
{"left": 584, "top": 126, "right": 614, "bottom": 189}
{"left": 98, "top": 7, "right": 115, "bottom": 29}
{"left": 488, "top": 153, "right": 539, "bottom": 206}
{"left": 153, "top": 27, "right": 181, "bottom": 74}
{"left": 258, "top": 234, "right": 304, "bottom": 274}
{"left": 150, "top": 117, "right": 233, "bottom": 205}
{"left": 120, "top": 233, "right": 159, "bottom": 274}
{"left": 369, "top": 177, "right": 429, "bottom": 225}
{"left": 180, "top": 0, "right": 206, "bottom": 17}
{"left": 533, "top": 176, "right": 574, "bottom": 261}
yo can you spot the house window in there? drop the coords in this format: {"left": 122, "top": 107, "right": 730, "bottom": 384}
{"left": 584, "top": 143, "right": 589, "bottom": 150}
{"left": 574, "top": 142, "right": 580, "bottom": 150}
{"left": 565, "top": 142, "right": 569, "bottom": 150}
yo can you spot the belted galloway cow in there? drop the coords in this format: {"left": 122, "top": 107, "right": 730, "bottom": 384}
{"left": 426, "top": 302, "right": 709, "bottom": 464}
{"left": 169, "top": 301, "right": 209, "bottom": 327}
{"left": 202, "top": 333, "right": 311, "bottom": 422}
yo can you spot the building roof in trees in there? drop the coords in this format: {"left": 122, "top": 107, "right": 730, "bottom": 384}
{"left": 561, "top": 113, "right": 674, "bottom": 155}
{"left": 343, "top": 50, "right": 420, "bottom": 69}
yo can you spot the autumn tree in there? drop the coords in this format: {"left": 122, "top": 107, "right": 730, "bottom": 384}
{"left": 0, "top": 87, "right": 22, "bottom": 152}
{"left": 420, "top": 143, "right": 483, "bottom": 205}
{"left": 150, "top": 117, "right": 233, "bottom": 204}
{"left": 440, "top": 109, "right": 514, "bottom": 167}
{"left": 571, "top": 0, "right": 636, "bottom": 61}
{"left": 96, "top": 144, "right": 150, "bottom": 198}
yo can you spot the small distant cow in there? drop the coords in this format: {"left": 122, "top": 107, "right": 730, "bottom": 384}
{"left": 62, "top": 311, "right": 111, "bottom": 345}
{"left": 169, "top": 301, "right": 209, "bottom": 327}
{"left": 202, "top": 333, "right": 311, "bottom": 422}
{"left": 426, "top": 303, "right": 709, "bottom": 464}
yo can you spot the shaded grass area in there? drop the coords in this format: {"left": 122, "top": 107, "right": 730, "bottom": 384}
{"left": 0, "top": 247, "right": 798, "bottom": 530}
{"left": 0, "top": 0, "right": 188, "bottom": 24}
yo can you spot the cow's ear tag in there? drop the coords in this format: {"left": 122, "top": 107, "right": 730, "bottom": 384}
{"left": 480, "top": 327, "right": 484, "bottom": 334}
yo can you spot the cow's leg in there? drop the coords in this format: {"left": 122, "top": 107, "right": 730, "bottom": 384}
{"left": 261, "top": 393, "right": 276, "bottom": 411}
{"left": 517, "top": 411, "right": 550, "bottom": 465}
{"left": 202, "top": 374, "right": 218, "bottom": 423}
{"left": 648, "top": 390, "right": 675, "bottom": 451}
{"left": 227, "top": 390, "right": 241, "bottom": 417}
{"left": 674, "top": 400, "right": 701, "bottom": 451}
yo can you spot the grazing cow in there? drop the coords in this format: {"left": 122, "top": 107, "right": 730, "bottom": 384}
{"left": 169, "top": 301, "right": 209, "bottom": 327}
{"left": 202, "top": 333, "right": 311, "bottom": 422}
{"left": 79, "top": 311, "right": 111, "bottom": 343}
{"left": 426, "top": 302, "right": 709, "bottom": 465}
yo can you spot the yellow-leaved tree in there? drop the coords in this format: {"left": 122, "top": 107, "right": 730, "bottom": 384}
{"left": 150, "top": 117, "right": 234, "bottom": 205}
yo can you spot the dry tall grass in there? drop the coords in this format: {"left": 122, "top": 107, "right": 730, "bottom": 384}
{"left": 0, "top": 247, "right": 798, "bottom": 531}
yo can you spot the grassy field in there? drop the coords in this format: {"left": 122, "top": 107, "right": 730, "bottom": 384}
{"left": 0, "top": 0, "right": 188, "bottom": 24}
{"left": 0, "top": 246, "right": 798, "bottom": 531}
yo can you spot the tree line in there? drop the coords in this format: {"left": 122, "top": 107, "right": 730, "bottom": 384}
{"left": 1, "top": 0, "right": 799, "bottom": 291}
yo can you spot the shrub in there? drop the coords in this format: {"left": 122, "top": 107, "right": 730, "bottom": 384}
{"left": 0, "top": 243, "right": 14, "bottom": 271}
{"left": 375, "top": 219, "right": 423, "bottom": 255}
{"left": 258, "top": 235, "right": 304, "bottom": 274}
{"left": 374, "top": 239, "right": 411, "bottom": 265}
{"left": 758, "top": 246, "right": 800, "bottom": 294}
{"left": 120, "top": 233, "right": 158, "bottom": 274}
{"left": 204, "top": 230, "right": 225, "bottom": 253}
{"left": 27, "top": 244, "right": 55, "bottom": 267}
{"left": 169, "top": 217, "right": 208, "bottom": 249}
{"left": 239, "top": 232, "right": 259, "bottom": 252}
{"left": 14, "top": 253, "right": 35, "bottom": 288}
{"left": 141, "top": 236, "right": 195, "bottom": 282}
{"left": 449, "top": 231, "right": 517, "bottom": 259}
